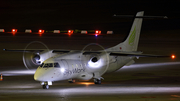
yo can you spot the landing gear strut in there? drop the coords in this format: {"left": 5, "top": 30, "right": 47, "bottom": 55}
{"left": 68, "top": 79, "right": 75, "bottom": 83}
{"left": 43, "top": 84, "right": 49, "bottom": 89}
{"left": 94, "top": 78, "right": 101, "bottom": 84}
{"left": 93, "top": 72, "right": 103, "bottom": 84}
{"left": 41, "top": 81, "right": 52, "bottom": 89}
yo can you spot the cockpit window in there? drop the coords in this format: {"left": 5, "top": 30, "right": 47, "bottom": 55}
{"left": 40, "top": 63, "right": 44, "bottom": 67}
{"left": 41, "top": 62, "right": 60, "bottom": 68}
{"left": 43, "top": 63, "right": 53, "bottom": 68}
{"left": 54, "top": 63, "right": 60, "bottom": 68}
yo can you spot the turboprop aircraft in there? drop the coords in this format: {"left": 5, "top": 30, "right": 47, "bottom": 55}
{"left": 4, "top": 11, "right": 174, "bottom": 89}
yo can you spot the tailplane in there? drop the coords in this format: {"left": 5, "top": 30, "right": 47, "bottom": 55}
{"left": 107, "top": 11, "right": 144, "bottom": 51}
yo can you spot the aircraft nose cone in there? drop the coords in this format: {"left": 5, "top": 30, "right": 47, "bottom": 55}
{"left": 34, "top": 70, "right": 44, "bottom": 81}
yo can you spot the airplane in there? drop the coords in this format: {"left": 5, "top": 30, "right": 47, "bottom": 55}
{"left": 3, "top": 11, "right": 174, "bottom": 89}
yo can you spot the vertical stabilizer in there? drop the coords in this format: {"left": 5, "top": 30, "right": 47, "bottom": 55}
{"left": 107, "top": 11, "right": 144, "bottom": 52}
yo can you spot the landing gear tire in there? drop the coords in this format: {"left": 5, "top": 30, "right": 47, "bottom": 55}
{"left": 43, "top": 84, "right": 49, "bottom": 89}
{"left": 94, "top": 79, "right": 101, "bottom": 84}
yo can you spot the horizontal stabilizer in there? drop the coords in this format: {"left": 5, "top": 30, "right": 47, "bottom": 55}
{"left": 113, "top": 15, "right": 168, "bottom": 19}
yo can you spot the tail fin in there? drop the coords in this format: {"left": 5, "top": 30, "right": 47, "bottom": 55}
{"left": 107, "top": 11, "right": 144, "bottom": 51}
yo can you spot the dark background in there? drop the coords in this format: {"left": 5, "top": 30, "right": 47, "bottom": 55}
{"left": 0, "top": 0, "right": 180, "bottom": 33}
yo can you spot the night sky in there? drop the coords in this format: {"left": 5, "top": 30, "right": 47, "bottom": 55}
{"left": 0, "top": 0, "right": 180, "bottom": 33}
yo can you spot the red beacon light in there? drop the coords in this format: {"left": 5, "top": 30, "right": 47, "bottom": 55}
{"left": 38, "top": 29, "right": 44, "bottom": 33}
{"left": 95, "top": 30, "right": 101, "bottom": 36}
{"left": 95, "top": 30, "right": 101, "bottom": 34}
{"left": 68, "top": 30, "right": 73, "bottom": 35}
{"left": 12, "top": 29, "right": 17, "bottom": 33}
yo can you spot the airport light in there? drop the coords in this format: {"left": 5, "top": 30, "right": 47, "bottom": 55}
{"left": 68, "top": 30, "right": 73, "bottom": 36}
{"left": 81, "top": 30, "right": 87, "bottom": 34}
{"left": 107, "top": 31, "right": 113, "bottom": 34}
{"left": 53, "top": 30, "right": 60, "bottom": 33}
{"left": 12, "top": 29, "right": 17, "bottom": 33}
{"left": 38, "top": 29, "right": 44, "bottom": 34}
{"left": 68, "top": 30, "right": 73, "bottom": 34}
{"left": 95, "top": 30, "right": 101, "bottom": 34}
{"left": 25, "top": 29, "right": 32, "bottom": 33}
{"left": 0, "top": 29, "right": 5, "bottom": 32}
{"left": 95, "top": 30, "right": 101, "bottom": 36}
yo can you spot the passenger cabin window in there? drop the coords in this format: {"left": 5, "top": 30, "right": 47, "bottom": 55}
{"left": 54, "top": 63, "right": 60, "bottom": 68}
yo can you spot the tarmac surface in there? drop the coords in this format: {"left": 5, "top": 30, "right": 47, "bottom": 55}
{"left": 0, "top": 31, "right": 180, "bottom": 101}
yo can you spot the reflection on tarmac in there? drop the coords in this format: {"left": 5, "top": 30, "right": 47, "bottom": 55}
{"left": 1, "top": 79, "right": 180, "bottom": 101}
{"left": 0, "top": 69, "right": 35, "bottom": 76}
{"left": 0, "top": 62, "right": 180, "bottom": 100}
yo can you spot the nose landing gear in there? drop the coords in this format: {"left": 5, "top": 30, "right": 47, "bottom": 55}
{"left": 41, "top": 81, "right": 52, "bottom": 89}
{"left": 43, "top": 84, "right": 49, "bottom": 89}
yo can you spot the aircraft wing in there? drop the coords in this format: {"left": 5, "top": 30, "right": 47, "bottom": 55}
{"left": 81, "top": 51, "right": 172, "bottom": 58}
{"left": 3, "top": 49, "right": 72, "bottom": 53}
{"left": 3, "top": 49, "right": 174, "bottom": 58}
{"left": 110, "top": 52, "right": 172, "bottom": 58}
{"left": 3, "top": 49, "right": 45, "bottom": 53}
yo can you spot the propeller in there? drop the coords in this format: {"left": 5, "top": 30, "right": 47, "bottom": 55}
{"left": 80, "top": 43, "right": 109, "bottom": 75}
{"left": 23, "top": 41, "right": 50, "bottom": 70}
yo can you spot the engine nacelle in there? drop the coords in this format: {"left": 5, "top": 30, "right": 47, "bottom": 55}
{"left": 23, "top": 50, "right": 57, "bottom": 69}
{"left": 83, "top": 53, "right": 109, "bottom": 75}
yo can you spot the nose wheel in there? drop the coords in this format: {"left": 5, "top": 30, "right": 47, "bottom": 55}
{"left": 68, "top": 79, "right": 76, "bottom": 83}
{"left": 43, "top": 84, "right": 49, "bottom": 89}
{"left": 94, "top": 78, "right": 101, "bottom": 84}
{"left": 41, "top": 81, "right": 52, "bottom": 89}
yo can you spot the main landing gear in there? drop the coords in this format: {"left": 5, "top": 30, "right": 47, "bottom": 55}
{"left": 68, "top": 79, "right": 76, "bottom": 83}
{"left": 93, "top": 73, "right": 103, "bottom": 84}
{"left": 94, "top": 77, "right": 104, "bottom": 84}
{"left": 94, "top": 78, "right": 101, "bottom": 84}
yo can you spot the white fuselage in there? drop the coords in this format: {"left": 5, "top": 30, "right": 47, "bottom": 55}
{"left": 34, "top": 51, "right": 133, "bottom": 82}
